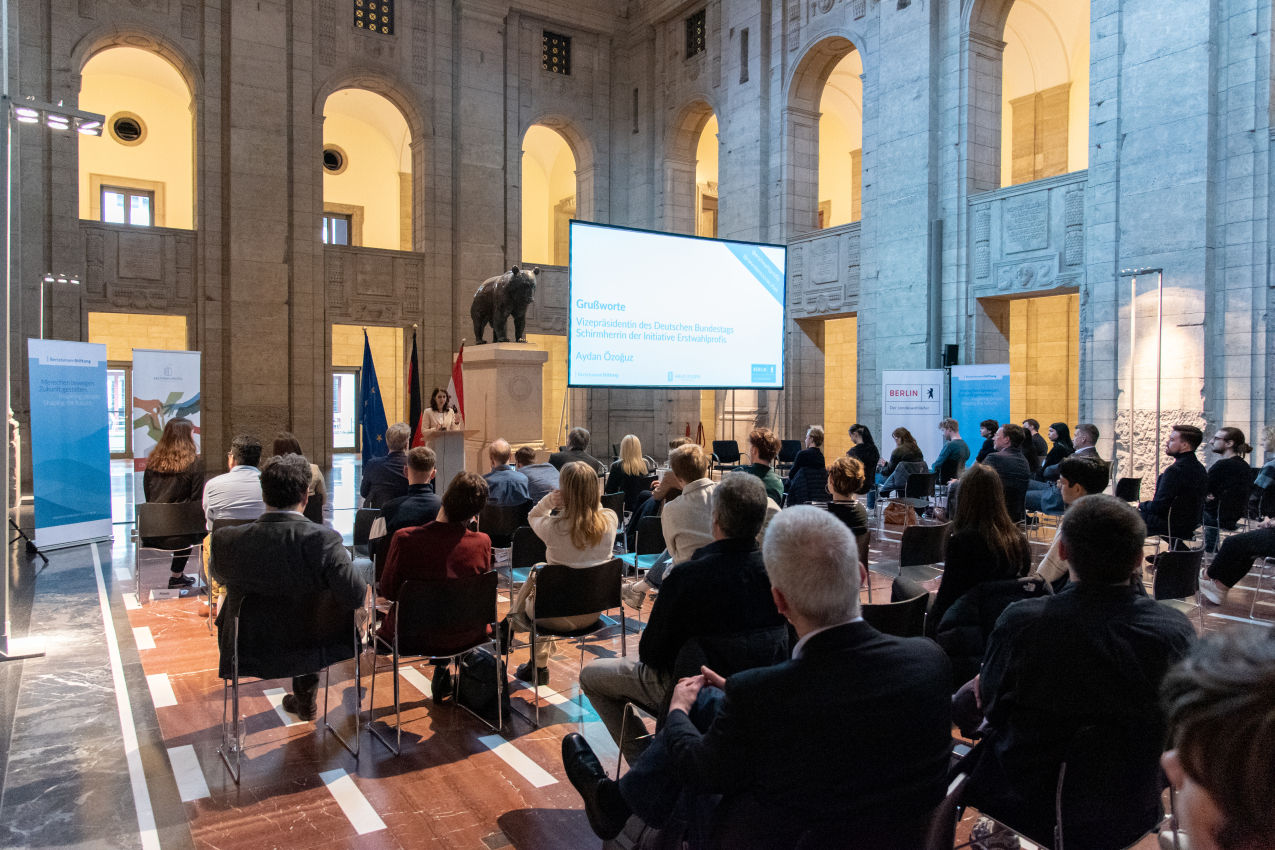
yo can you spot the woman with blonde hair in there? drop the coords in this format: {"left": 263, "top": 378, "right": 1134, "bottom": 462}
{"left": 142, "top": 418, "right": 205, "bottom": 588}
{"left": 507, "top": 461, "right": 619, "bottom": 684}
{"left": 605, "top": 434, "right": 653, "bottom": 513}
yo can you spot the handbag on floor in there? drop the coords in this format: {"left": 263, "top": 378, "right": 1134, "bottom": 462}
{"left": 455, "top": 647, "right": 510, "bottom": 728}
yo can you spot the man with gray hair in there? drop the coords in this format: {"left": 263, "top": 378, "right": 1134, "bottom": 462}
{"left": 360, "top": 422, "right": 412, "bottom": 508}
{"left": 578, "top": 474, "right": 785, "bottom": 761}
{"left": 563, "top": 506, "right": 952, "bottom": 846}
{"left": 483, "top": 438, "right": 530, "bottom": 506}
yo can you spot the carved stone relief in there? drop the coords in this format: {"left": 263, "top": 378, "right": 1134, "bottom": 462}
{"left": 1002, "top": 195, "right": 1049, "bottom": 253}
{"left": 995, "top": 255, "right": 1059, "bottom": 292}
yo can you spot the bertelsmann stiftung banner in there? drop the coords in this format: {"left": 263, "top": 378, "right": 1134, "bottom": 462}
{"left": 131, "top": 349, "right": 201, "bottom": 470}
{"left": 27, "top": 339, "right": 112, "bottom": 548}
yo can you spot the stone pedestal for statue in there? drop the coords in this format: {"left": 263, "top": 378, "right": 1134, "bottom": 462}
{"left": 462, "top": 343, "right": 548, "bottom": 471}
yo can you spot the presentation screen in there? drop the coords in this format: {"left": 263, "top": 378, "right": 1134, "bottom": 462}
{"left": 568, "top": 221, "right": 786, "bottom": 389}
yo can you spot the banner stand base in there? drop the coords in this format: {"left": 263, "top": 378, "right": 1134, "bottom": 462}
{"left": 0, "top": 635, "right": 46, "bottom": 663}
{"left": 9, "top": 517, "right": 48, "bottom": 565}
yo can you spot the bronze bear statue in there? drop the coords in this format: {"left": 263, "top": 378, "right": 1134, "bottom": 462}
{"left": 470, "top": 265, "right": 539, "bottom": 344}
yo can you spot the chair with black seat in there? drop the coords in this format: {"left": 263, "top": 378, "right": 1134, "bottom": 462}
{"left": 711, "top": 440, "right": 743, "bottom": 477}
{"left": 786, "top": 465, "right": 829, "bottom": 506}
{"left": 133, "top": 501, "right": 208, "bottom": 603}
{"left": 477, "top": 499, "right": 531, "bottom": 549}
{"left": 368, "top": 571, "right": 502, "bottom": 753}
{"left": 1114, "top": 476, "right": 1143, "bottom": 503}
{"left": 505, "top": 558, "right": 625, "bottom": 726}
{"left": 217, "top": 590, "right": 362, "bottom": 783}
{"left": 1152, "top": 548, "right": 1206, "bottom": 627}
{"left": 877, "top": 470, "right": 936, "bottom": 533}
{"left": 618, "top": 514, "right": 664, "bottom": 579}
{"left": 600, "top": 491, "right": 627, "bottom": 550}
{"left": 776, "top": 440, "right": 801, "bottom": 476}
{"left": 873, "top": 522, "right": 949, "bottom": 585}
{"left": 861, "top": 575, "right": 929, "bottom": 637}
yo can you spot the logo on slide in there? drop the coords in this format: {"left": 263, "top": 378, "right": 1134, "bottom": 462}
{"left": 751, "top": 364, "right": 776, "bottom": 383}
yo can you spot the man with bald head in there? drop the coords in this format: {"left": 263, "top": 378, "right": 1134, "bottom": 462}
{"left": 484, "top": 438, "right": 530, "bottom": 506}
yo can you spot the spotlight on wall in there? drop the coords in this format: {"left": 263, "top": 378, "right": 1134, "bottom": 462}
{"left": 38, "top": 273, "right": 82, "bottom": 340}
{"left": 8, "top": 97, "right": 105, "bottom": 136}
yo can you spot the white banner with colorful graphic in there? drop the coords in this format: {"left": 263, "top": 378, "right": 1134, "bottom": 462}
{"left": 27, "top": 339, "right": 112, "bottom": 548}
{"left": 132, "top": 349, "right": 201, "bottom": 470}
{"left": 881, "top": 369, "right": 947, "bottom": 466}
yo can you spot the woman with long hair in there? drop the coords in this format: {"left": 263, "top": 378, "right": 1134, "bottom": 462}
{"left": 271, "top": 432, "right": 329, "bottom": 524}
{"left": 422, "top": 387, "right": 462, "bottom": 432}
{"left": 143, "top": 418, "right": 205, "bottom": 588}
{"left": 928, "top": 463, "right": 1031, "bottom": 634}
{"left": 507, "top": 461, "right": 619, "bottom": 684}
{"left": 847, "top": 424, "right": 880, "bottom": 494}
{"left": 605, "top": 434, "right": 653, "bottom": 513}
{"left": 1041, "top": 422, "right": 1074, "bottom": 471}
{"left": 825, "top": 456, "right": 869, "bottom": 535}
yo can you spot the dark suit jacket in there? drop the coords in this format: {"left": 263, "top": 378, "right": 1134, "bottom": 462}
{"left": 211, "top": 512, "right": 367, "bottom": 680}
{"left": 1140, "top": 452, "right": 1208, "bottom": 541}
{"left": 381, "top": 483, "right": 442, "bottom": 537}
{"left": 1042, "top": 445, "right": 1103, "bottom": 481}
{"left": 969, "top": 583, "right": 1195, "bottom": 847}
{"left": 660, "top": 621, "right": 952, "bottom": 847}
{"left": 549, "top": 447, "right": 605, "bottom": 473}
{"left": 360, "top": 451, "right": 409, "bottom": 507}
{"left": 983, "top": 448, "right": 1031, "bottom": 521}
{"left": 638, "top": 538, "right": 785, "bottom": 675}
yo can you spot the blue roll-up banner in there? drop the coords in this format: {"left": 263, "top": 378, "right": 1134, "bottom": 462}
{"left": 27, "top": 339, "right": 113, "bottom": 548}
{"left": 950, "top": 364, "right": 1011, "bottom": 447}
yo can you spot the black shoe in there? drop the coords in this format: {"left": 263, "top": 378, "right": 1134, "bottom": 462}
{"left": 431, "top": 665, "right": 453, "bottom": 703}
{"left": 562, "top": 733, "right": 628, "bottom": 840}
{"left": 168, "top": 573, "right": 196, "bottom": 589}
{"left": 281, "top": 692, "right": 317, "bottom": 721}
{"left": 496, "top": 618, "right": 513, "bottom": 653}
{"left": 515, "top": 661, "right": 549, "bottom": 686}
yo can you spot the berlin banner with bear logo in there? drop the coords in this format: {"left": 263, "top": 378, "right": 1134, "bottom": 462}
{"left": 881, "top": 370, "right": 947, "bottom": 465}
{"left": 131, "top": 349, "right": 201, "bottom": 471}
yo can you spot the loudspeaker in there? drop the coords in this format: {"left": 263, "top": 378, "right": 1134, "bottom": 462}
{"left": 942, "top": 344, "right": 959, "bottom": 367}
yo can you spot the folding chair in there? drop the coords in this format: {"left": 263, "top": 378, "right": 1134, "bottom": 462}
{"left": 618, "top": 514, "right": 663, "bottom": 577}
{"left": 877, "top": 471, "right": 936, "bottom": 533}
{"left": 873, "top": 522, "right": 949, "bottom": 584}
{"left": 505, "top": 559, "right": 625, "bottom": 727}
{"left": 1152, "top": 548, "right": 1206, "bottom": 627}
{"left": 367, "top": 572, "right": 503, "bottom": 753}
{"left": 133, "top": 501, "right": 207, "bottom": 603}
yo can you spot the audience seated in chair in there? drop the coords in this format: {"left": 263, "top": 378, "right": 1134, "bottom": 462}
{"left": 503, "top": 461, "right": 619, "bottom": 685}
{"left": 210, "top": 453, "right": 367, "bottom": 721}
{"left": 963, "top": 494, "right": 1196, "bottom": 848}
{"left": 846, "top": 424, "right": 880, "bottom": 494}
{"left": 951, "top": 423, "right": 1030, "bottom": 522}
{"left": 360, "top": 423, "right": 412, "bottom": 508}
{"left": 1033, "top": 455, "right": 1113, "bottom": 589}
{"left": 379, "top": 446, "right": 441, "bottom": 538}
{"left": 931, "top": 418, "right": 970, "bottom": 482}
{"left": 143, "top": 417, "right": 206, "bottom": 589}
{"left": 1202, "top": 426, "right": 1253, "bottom": 553}
{"left": 377, "top": 470, "right": 491, "bottom": 703}
{"left": 1028, "top": 423, "right": 1104, "bottom": 513}
{"left": 784, "top": 426, "right": 827, "bottom": 506}
{"left": 1159, "top": 630, "right": 1275, "bottom": 850}
{"left": 736, "top": 428, "right": 784, "bottom": 504}
{"left": 483, "top": 438, "right": 530, "bottom": 507}
{"left": 974, "top": 419, "right": 998, "bottom": 464}
{"left": 874, "top": 427, "right": 925, "bottom": 503}
{"left": 549, "top": 426, "right": 606, "bottom": 474}
{"left": 514, "top": 445, "right": 559, "bottom": 504}
{"left": 270, "top": 432, "right": 330, "bottom": 525}
{"left": 606, "top": 434, "right": 654, "bottom": 514}
{"left": 203, "top": 434, "right": 267, "bottom": 609}
{"left": 579, "top": 473, "right": 786, "bottom": 762}
{"left": 824, "top": 456, "right": 870, "bottom": 535}
{"left": 1199, "top": 516, "right": 1275, "bottom": 605}
{"left": 1139, "top": 424, "right": 1208, "bottom": 547}
{"left": 561, "top": 505, "right": 953, "bottom": 848}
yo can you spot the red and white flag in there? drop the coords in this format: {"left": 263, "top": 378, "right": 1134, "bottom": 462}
{"left": 447, "top": 343, "right": 465, "bottom": 421}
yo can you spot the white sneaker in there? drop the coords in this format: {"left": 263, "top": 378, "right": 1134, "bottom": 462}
{"left": 621, "top": 583, "right": 647, "bottom": 611}
{"left": 1198, "top": 569, "right": 1229, "bottom": 605}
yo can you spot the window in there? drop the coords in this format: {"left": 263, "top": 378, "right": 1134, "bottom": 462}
{"left": 353, "top": 0, "right": 394, "bottom": 34}
{"left": 686, "top": 9, "right": 706, "bottom": 58}
{"left": 542, "top": 31, "right": 571, "bottom": 75}
{"left": 107, "top": 367, "right": 129, "bottom": 456}
{"left": 101, "top": 186, "right": 153, "bottom": 226}
{"left": 322, "top": 213, "right": 352, "bottom": 246}
{"left": 322, "top": 145, "right": 347, "bottom": 174}
{"left": 333, "top": 370, "right": 359, "bottom": 450}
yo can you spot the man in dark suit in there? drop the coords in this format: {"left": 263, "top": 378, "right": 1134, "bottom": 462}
{"left": 1139, "top": 424, "right": 1208, "bottom": 546}
{"left": 380, "top": 446, "right": 441, "bottom": 537}
{"left": 549, "top": 426, "right": 606, "bottom": 474}
{"left": 562, "top": 506, "right": 952, "bottom": 847}
{"left": 579, "top": 473, "right": 786, "bottom": 761}
{"left": 360, "top": 422, "right": 411, "bottom": 508}
{"left": 1028, "top": 423, "right": 1106, "bottom": 512}
{"left": 211, "top": 453, "right": 367, "bottom": 721}
{"left": 981, "top": 423, "right": 1032, "bottom": 521}
{"left": 966, "top": 495, "right": 1196, "bottom": 847}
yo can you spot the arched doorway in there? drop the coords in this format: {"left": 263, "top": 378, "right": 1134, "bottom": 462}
{"left": 817, "top": 50, "right": 863, "bottom": 228}
{"left": 321, "top": 89, "right": 413, "bottom": 250}
{"left": 78, "top": 46, "right": 195, "bottom": 229}
{"left": 521, "top": 124, "right": 576, "bottom": 267}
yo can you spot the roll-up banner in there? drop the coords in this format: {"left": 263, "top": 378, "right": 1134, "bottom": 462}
{"left": 950, "top": 364, "right": 1011, "bottom": 449}
{"left": 132, "top": 349, "right": 201, "bottom": 471}
{"left": 881, "top": 370, "right": 947, "bottom": 466}
{"left": 27, "top": 339, "right": 112, "bottom": 548}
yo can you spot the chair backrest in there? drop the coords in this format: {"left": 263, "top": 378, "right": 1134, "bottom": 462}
{"left": 899, "top": 522, "right": 949, "bottom": 568}
{"left": 532, "top": 559, "right": 622, "bottom": 620}
{"left": 226, "top": 590, "right": 357, "bottom": 680}
{"left": 1152, "top": 549, "right": 1204, "bottom": 601}
{"left": 712, "top": 440, "right": 741, "bottom": 464}
{"left": 904, "top": 471, "right": 937, "bottom": 499}
{"left": 1114, "top": 476, "right": 1142, "bottom": 502}
{"left": 1055, "top": 723, "right": 1168, "bottom": 849}
{"left": 210, "top": 517, "right": 254, "bottom": 534}
{"left": 778, "top": 440, "right": 802, "bottom": 464}
{"left": 478, "top": 499, "right": 532, "bottom": 547}
{"left": 352, "top": 507, "right": 380, "bottom": 546}
{"left": 855, "top": 528, "right": 871, "bottom": 569}
{"left": 861, "top": 591, "right": 928, "bottom": 638}
{"left": 788, "top": 466, "right": 830, "bottom": 506}
{"left": 137, "top": 501, "right": 207, "bottom": 538}
{"left": 634, "top": 514, "right": 664, "bottom": 556}
{"left": 393, "top": 571, "right": 499, "bottom": 657}
{"left": 510, "top": 525, "right": 547, "bottom": 569}
{"left": 600, "top": 491, "right": 625, "bottom": 521}
{"left": 671, "top": 625, "right": 791, "bottom": 681}
{"left": 303, "top": 490, "right": 325, "bottom": 524}
{"left": 826, "top": 499, "right": 867, "bottom": 535}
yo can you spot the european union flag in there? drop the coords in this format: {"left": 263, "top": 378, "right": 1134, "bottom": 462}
{"left": 360, "top": 330, "right": 389, "bottom": 463}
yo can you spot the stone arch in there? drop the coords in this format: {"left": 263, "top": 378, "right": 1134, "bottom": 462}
{"left": 783, "top": 33, "right": 868, "bottom": 237}
{"left": 517, "top": 114, "right": 597, "bottom": 266}
{"left": 71, "top": 26, "right": 203, "bottom": 99}
{"left": 663, "top": 98, "right": 718, "bottom": 235}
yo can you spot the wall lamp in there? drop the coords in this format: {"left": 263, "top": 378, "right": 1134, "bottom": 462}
{"left": 39, "top": 273, "right": 82, "bottom": 340}
{"left": 10, "top": 96, "right": 104, "bottom": 135}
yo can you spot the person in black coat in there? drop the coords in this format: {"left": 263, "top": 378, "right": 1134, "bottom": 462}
{"left": 380, "top": 446, "right": 442, "bottom": 536}
{"left": 360, "top": 422, "right": 411, "bottom": 508}
{"left": 563, "top": 506, "right": 952, "bottom": 848}
{"left": 211, "top": 454, "right": 367, "bottom": 721}
{"left": 549, "top": 426, "right": 607, "bottom": 473}
{"left": 142, "top": 417, "right": 206, "bottom": 588}
{"left": 846, "top": 424, "right": 880, "bottom": 494}
{"left": 975, "top": 419, "right": 998, "bottom": 463}
{"left": 1139, "top": 425, "right": 1209, "bottom": 546}
{"left": 1202, "top": 426, "right": 1254, "bottom": 552}
{"left": 785, "top": 426, "right": 828, "bottom": 506}
{"left": 959, "top": 424, "right": 1031, "bottom": 522}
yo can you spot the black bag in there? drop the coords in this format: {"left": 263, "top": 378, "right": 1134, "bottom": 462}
{"left": 455, "top": 647, "right": 510, "bottom": 728}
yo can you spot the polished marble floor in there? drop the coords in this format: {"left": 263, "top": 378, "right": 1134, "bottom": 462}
{"left": 1, "top": 459, "right": 1269, "bottom": 849}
